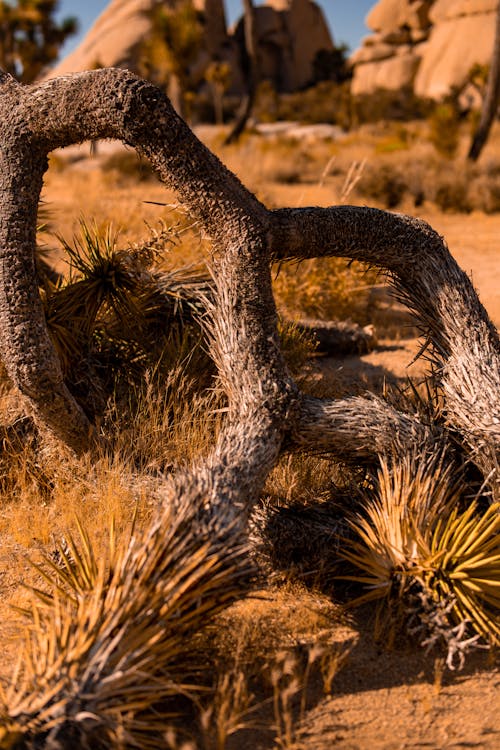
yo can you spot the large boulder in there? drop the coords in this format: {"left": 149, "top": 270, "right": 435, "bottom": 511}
{"left": 48, "top": 0, "right": 155, "bottom": 74}
{"left": 351, "top": 0, "right": 497, "bottom": 100}
{"left": 47, "top": 0, "right": 231, "bottom": 80}
{"left": 430, "top": 0, "right": 498, "bottom": 22}
{"left": 414, "top": 12, "right": 497, "bottom": 98}
{"left": 46, "top": 0, "right": 334, "bottom": 95}
{"left": 367, "top": 0, "right": 433, "bottom": 32}
{"left": 233, "top": 0, "right": 334, "bottom": 92}
{"left": 351, "top": 52, "right": 422, "bottom": 96}
{"left": 272, "top": 0, "right": 334, "bottom": 90}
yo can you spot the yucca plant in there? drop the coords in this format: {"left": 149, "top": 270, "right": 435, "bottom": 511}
{"left": 424, "top": 501, "right": 500, "bottom": 643}
{"left": 40, "top": 220, "right": 213, "bottom": 414}
{"left": 0, "top": 494, "right": 254, "bottom": 749}
{"left": 339, "top": 450, "right": 499, "bottom": 664}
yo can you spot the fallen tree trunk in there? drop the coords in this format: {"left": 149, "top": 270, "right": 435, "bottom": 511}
{"left": 0, "top": 66, "right": 499, "bottom": 489}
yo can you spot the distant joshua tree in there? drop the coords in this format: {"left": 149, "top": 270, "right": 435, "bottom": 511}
{"left": 205, "top": 59, "right": 232, "bottom": 124}
{"left": 468, "top": 0, "right": 500, "bottom": 160}
{"left": 0, "top": 0, "right": 77, "bottom": 82}
{"left": 225, "top": 0, "right": 260, "bottom": 143}
{"left": 139, "top": 0, "right": 204, "bottom": 118}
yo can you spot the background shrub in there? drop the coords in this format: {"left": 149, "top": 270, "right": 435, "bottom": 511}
{"left": 359, "top": 163, "right": 408, "bottom": 208}
{"left": 428, "top": 102, "right": 461, "bottom": 159}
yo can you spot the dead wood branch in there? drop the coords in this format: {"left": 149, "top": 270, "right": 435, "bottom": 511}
{"left": 0, "top": 66, "right": 498, "bottom": 484}
{"left": 270, "top": 207, "right": 500, "bottom": 495}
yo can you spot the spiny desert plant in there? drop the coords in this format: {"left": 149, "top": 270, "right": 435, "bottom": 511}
{"left": 0, "top": 496, "right": 255, "bottom": 749}
{"left": 340, "top": 451, "right": 499, "bottom": 664}
{"left": 41, "top": 219, "right": 212, "bottom": 413}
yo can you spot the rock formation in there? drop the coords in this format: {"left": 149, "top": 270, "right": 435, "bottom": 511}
{"left": 351, "top": 0, "right": 497, "bottom": 100}
{"left": 48, "top": 0, "right": 156, "bottom": 74}
{"left": 253, "top": 0, "right": 334, "bottom": 91}
{"left": 47, "top": 0, "right": 334, "bottom": 95}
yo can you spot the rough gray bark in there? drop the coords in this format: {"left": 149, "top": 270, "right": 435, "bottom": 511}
{"left": 0, "top": 66, "right": 498, "bottom": 489}
{"left": 271, "top": 207, "right": 500, "bottom": 494}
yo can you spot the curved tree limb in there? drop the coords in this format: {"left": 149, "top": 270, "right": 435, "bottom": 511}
{"left": 1, "top": 67, "right": 499, "bottom": 489}
{"left": 0, "top": 67, "right": 285, "bottom": 454}
{"left": 270, "top": 207, "right": 500, "bottom": 492}
{"left": 292, "top": 394, "right": 442, "bottom": 464}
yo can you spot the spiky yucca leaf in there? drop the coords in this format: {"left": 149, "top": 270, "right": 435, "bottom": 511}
{"left": 21, "top": 518, "right": 112, "bottom": 612}
{"left": 339, "top": 451, "right": 459, "bottom": 604}
{"left": 339, "top": 450, "right": 499, "bottom": 649}
{"left": 46, "top": 221, "right": 159, "bottom": 369}
{"left": 41, "top": 220, "right": 214, "bottom": 414}
{"left": 0, "top": 489, "right": 254, "bottom": 749}
{"left": 426, "top": 501, "right": 500, "bottom": 642}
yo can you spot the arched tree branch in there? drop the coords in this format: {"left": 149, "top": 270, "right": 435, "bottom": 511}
{"left": 1, "top": 67, "right": 499, "bottom": 492}
{"left": 270, "top": 206, "right": 500, "bottom": 492}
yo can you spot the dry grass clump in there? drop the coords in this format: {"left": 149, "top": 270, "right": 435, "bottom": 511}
{"left": 273, "top": 257, "right": 379, "bottom": 325}
{"left": 217, "top": 135, "right": 336, "bottom": 191}
{"left": 276, "top": 320, "right": 318, "bottom": 375}
{"left": 357, "top": 151, "right": 500, "bottom": 213}
{"left": 427, "top": 103, "right": 461, "bottom": 159}
{"left": 100, "top": 149, "right": 156, "bottom": 182}
{"left": 204, "top": 590, "right": 350, "bottom": 750}
{"left": 250, "top": 453, "right": 362, "bottom": 586}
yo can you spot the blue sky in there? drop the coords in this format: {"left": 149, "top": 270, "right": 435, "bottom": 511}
{"left": 56, "top": 1, "right": 374, "bottom": 57}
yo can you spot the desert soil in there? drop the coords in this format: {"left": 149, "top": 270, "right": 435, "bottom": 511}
{"left": 0, "top": 155, "right": 499, "bottom": 748}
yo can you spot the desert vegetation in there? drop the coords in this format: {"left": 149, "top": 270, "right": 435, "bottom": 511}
{"left": 0, "top": 65, "right": 498, "bottom": 750}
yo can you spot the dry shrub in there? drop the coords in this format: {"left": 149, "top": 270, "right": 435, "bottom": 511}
{"left": 374, "top": 125, "right": 412, "bottom": 154}
{"left": 428, "top": 102, "right": 461, "bottom": 159}
{"left": 273, "top": 257, "right": 378, "bottom": 325}
{"left": 277, "top": 319, "right": 318, "bottom": 375}
{"left": 274, "top": 81, "right": 353, "bottom": 129}
{"left": 246, "top": 138, "right": 315, "bottom": 186}
{"left": 360, "top": 163, "right": 408, "bottom": 208}
{"left": 433, "top": 178, "right": 472, "bottom": 213}
{"left": 357, "top": 152, "right": 500, "bottom": 213}
{"left": 353, "top": 87, "right": 431, "bottom": 125}
{"left": 101, "top": 149, "right": 156, "bottom": 181}
{"left": 467, "top": 162, "right": 500, "bottom": 213}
